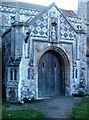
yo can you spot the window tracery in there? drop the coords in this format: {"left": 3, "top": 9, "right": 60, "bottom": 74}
{"left": 10, "top": 68, "right": 17, "bottom": 80}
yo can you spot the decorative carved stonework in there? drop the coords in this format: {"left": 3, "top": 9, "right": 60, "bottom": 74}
{"left": 7, "top": 81, "right": 18, "bottom": 86}
{"left": 49, "top": 7, "right": 58, "bottom": 43}
{"left": 50, "top": 7, "right": 58, "bottom": 18}
{"left": 9, "top": 88, "right": 15, "bottom": 102}
{"left": 51, "top": 25, "right": 56, "bottom": 40}
{"left": 51, "top": 18, "right": 57, "bottom": 42}
{"left": 8, "top": 56, "right": 21, "bottom": 66}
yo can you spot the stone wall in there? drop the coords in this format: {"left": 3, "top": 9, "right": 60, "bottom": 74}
{"left": 0, "top": 2, "right": 46, "bottom": 33}
{"left": 2, "top": 29, "right": 11, "bottom": 99}
{"left": 2, "top": 30, "right": 11, "bottom": 79}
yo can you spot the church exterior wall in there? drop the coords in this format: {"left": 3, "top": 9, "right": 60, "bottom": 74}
{"left": 0, "top": 2, "right": 43, "bottom": 33}
{"left": 78, "top": 0, "right": 89, "bottom": 95}
{"left": 17, "top": 31, "right": 87, "bottom": 101}
{"left": 2, "top": 3, "right": 88, "bottom": 102}
{"left": 18, "top": 40, "right": 73, "bottom": 101}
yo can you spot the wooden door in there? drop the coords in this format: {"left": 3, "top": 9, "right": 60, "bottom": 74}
{"left": 38, "top": 50, "right": 63, "bottom": 98}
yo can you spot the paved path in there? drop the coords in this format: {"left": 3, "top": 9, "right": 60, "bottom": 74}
{"left": 3, "top": 96, "right": 82, "bottom": 118}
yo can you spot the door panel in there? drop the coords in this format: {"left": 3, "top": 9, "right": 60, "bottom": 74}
{"left": 38, "top": 51, "right": 63, "bottom": 98}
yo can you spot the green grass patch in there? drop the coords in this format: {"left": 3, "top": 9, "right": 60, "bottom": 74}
{"left": 2, "top": 109, "right": 44, "bottom": 120}
{"left": 72, "top": 96, "right": 89, "bottom": 119}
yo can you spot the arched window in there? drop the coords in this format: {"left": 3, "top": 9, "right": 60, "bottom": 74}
{"left": 14, "top": 68, "right": 17, "bottom": 80}
{"left": 10, "top": 68, "right": 17, "bottom": 80}
{"left": 10, "top": 68, "right": 13, "bottom": 80}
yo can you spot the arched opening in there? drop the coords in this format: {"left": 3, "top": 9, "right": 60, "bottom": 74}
{"left": 38, "top": 49, "right": 69, "bottom": 98}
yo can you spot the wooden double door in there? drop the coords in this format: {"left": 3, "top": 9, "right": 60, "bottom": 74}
{"left": 38, "top": 50, "right": 64, "bottom": 98}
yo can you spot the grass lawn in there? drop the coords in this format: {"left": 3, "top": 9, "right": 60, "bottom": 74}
{"left": 2, "top": 100, "right": 44, "bottom": 120}
{"left": 2, "top": 109, "right": 44, "bottom": 120}
{"left": 72, "top": 96, "right": 89, "bottom": 119}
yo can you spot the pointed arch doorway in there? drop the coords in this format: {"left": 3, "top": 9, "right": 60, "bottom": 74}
{"left": 38, "top": 50, "right": 65, "bottom": 98}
